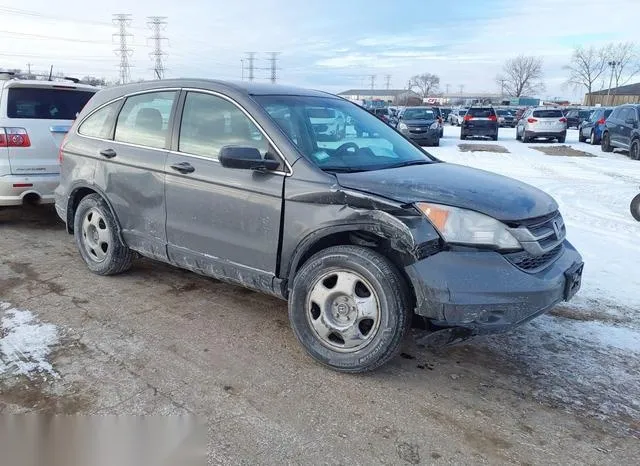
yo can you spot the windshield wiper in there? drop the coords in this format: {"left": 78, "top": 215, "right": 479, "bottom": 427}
{"left": 321, "top": 167, "right": 369, "bottom": 173}
{"left": 384, "top": 160, "right": 432, "bottom": 169}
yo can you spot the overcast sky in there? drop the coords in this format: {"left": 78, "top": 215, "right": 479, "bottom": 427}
{"left": 1, "top": 0, "right": 639, "bottom": 101}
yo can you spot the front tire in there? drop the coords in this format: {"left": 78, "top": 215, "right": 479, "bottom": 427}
{"left": 288, "top": 245, "right": 411, "bottom": 373}
{"left": 601, "top": 132, "right": 613, "bottom": 152}
{"left": 630, "top": 139, "right": 640, "bottom": 161}
{"left": 631, "top": 194, "right": 640, "bottom": 221}
{"left": 73, "top": 194, "right": 135, "bottom": 275}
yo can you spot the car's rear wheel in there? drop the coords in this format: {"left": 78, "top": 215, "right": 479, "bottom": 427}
{"left": 73, "top": 194, "right": 135, "bottom": 275}
{"left": 578, "top": 130, "right": 586, "bottom": 142}
{"left": 491, "top": 134, "right": 498, "bottom": 141}
{"left": 288, "top": 245, "right": 411, "bottom": 373}
{"left": 522, "top": 132, "right": 530, "bottom": 143}
{"left": 590, "top": 130, "right": 598, "bottom": 145}
{"left": 601, "top": 132, "right": 613, "bottom": 152}
{"left": 460, "top": 132, "right": 466, "bottom": 140}
{"left": 516, "top": 128, "right": 521, "bottom": 140}
{"left": 558, "top": 135, "right": 566, "bottom": 143}
{"left": 630, "top": 139, "right": 640, "bottom": 161}
{"left": 631, "top": 193, "right": 640, "bottom": 221}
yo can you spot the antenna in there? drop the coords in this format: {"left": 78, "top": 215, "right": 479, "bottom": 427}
{"left": 113, "top": 14, "right": 133, "bottom": 84}
{"left": 147, "top": 16, "right": 168, "bottom": 80}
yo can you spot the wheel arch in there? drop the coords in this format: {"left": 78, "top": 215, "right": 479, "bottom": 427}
{"left": 66, "top": 184, "right": 122, "bottom": 239}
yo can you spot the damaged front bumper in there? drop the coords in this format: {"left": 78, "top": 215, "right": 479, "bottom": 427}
{"left": 406, "top": 240, "right": 583, "bottom": 338}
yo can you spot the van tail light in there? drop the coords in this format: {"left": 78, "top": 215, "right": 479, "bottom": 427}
{"left": 463, "top": 115, "right": 473, "bottom": 121}
{"left": 58, "top": 132, "right": 69, "bottom": 164}
{"left": 559, "top": 117, "right": 567, "bottom": 123}
{"left": 527, "top": 118, "right": 538, "bottom": 123}
{"left": 0, "top": 127, "right": 31, "bottom": 147}
{"left": 597, "top": 118, "right": 606, "bottom": 125}
{"left": 488, "top": 115, "right": 498, "bottom": 122}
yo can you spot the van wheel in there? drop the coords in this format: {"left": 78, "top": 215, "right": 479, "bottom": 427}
{"left": 601, "top": 132, "right": 613, "bottom": 152}
{"left": 73, "top": 194, "right": 135, "bottom": 275}
{"left": 630, "top": 139, "right": 640, "bottom": 160}
{"left": 288, "top": 245, "right": 411, "bottom": 373}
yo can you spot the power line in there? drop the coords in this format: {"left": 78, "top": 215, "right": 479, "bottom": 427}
{"left": 113, "top": 14, "right": 133, "bottom": 85}
{"left": 0, "top": 6, "right": 140, "bottom": 28}
{"left": 267, "top": 52, "right": 280, "bottom": 84}
{"left": 147, "top": 16, "right": 168, "bottom": 80}
{"left": 245, "top": 52, "right": 256, "bottom": 81}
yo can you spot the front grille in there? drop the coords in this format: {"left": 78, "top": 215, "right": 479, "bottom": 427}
{"left": 506, "top": 244, "right": 563, "bottom": 272}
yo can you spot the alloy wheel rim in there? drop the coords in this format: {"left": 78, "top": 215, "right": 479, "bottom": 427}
{"left": 306, "top": 270, "right": 381, "bottom": 353}
{"left": 82, "top": 208, "right": 111, "bottom": 263}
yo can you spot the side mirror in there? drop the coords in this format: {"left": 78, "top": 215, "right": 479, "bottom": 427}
{"left": 219, "top": 146, "right": 280, "bottom": 171}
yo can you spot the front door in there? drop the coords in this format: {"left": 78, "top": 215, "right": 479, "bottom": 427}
{"left": 164, "top": 90, "right": 286, "bottom": 292}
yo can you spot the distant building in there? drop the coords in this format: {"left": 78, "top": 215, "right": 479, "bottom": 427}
{"left": 337, "top": 89, "right": 419, "bottom": 106}
{"left": 585, "top": 82, "right": 640, "bottom": 106}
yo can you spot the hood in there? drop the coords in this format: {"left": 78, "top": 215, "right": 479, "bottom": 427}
{"left": 401, "top": 119, "right": 437, "bottom": 126}
{"left": 336, "top": 162, "right": 558, "bottom": 222}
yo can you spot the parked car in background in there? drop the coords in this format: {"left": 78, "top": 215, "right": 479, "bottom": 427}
{"left": 309, "top": 106, "right": 346, "bottom": 140}
{"left": 460, "top": 106, "right": 499, "bottom": 140}
{"left": 0, "top": 73, "right": 97, "bottom": 206}
{"left": 448, "top": 108, "right": 468, "bottom": 126}
{"left": 496, "top": 108, "right": 516, "bottom": 127}
{"left": 371, "top": 107, "right": 392, "bottom": 124}
{"left": 440, "top": 107, "right": 452, "bottom": 121}
{"left": 516, "top": 107, "right": 567, "bottom": 143}
{"left": 578, "top": 107, "right": 613, "bottom": 145}
{"left": 430, "top": 107, "right": 444, "bottom": 137}
{"left": 396, "top": 106, "right": 440, "bottom": 146}
{"left": 565, "top": 108, "right": 593, "bottom": 129}
{"left": 55, "top": 78, "right": 583, "bottom": 373}
{"left": 600, "top": 104, "right": 640, "bottom": 160}
{"left": 514, "top": 106, "right": 529, "bottom": 124}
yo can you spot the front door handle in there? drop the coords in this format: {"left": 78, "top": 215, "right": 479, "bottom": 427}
{"left": 99, "top": 148, "right": 117, "bottom": 159}
{"left": 170, "top": 162, "right": 195, "bottom": 174}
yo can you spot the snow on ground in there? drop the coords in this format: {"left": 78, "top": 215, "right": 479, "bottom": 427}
{"left": 0, "top": 302, "right": 59, "bottom": 378}
{"left": 426, "top": 126, "right": 640, "bottom": 434}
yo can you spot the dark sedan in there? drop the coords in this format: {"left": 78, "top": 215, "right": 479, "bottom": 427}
{"left": 396, "top": 107, "right": 441, "bottom": 146}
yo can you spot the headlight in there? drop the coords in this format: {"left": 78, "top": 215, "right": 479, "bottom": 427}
{"left": 416, "top": 203, "right": 521, "bottom": 250}
{"left": 430, "top": 122, "right": 438, "bottom": 130}
{"left": 398, "top": 122, "right": 408, "bottom": 132}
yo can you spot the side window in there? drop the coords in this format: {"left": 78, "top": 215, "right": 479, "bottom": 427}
{"left": 78, "top": 101, "right": 121, "bottom": 139}
{"left": 610, "top": 108, "right": 621, "bottom": 120}
{"left": 618, "top": 108, "right": 631, "bottom": 122}
{"left": 178, "top": 92, "right": 269, "bottom": 159}
{"left": 114, "top": 91, "right": 176, "bottom": 149}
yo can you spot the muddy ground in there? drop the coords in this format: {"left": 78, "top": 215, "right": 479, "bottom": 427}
{"left": 1, "top": 205, "right": 639, "bottom": 465}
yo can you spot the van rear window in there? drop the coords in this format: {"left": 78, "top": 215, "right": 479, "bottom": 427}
{"left": 532, "top": 110, "right": 563, "bottom": 118}
{"left": 7, "top": 87, "right": 95, "bottom": 119}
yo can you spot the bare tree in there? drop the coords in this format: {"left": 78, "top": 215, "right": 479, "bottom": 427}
{"left": 409, "top": 73, "right": 440, "bottom": 98}
{"left": 564, "top": 46, "right": 608, "bottom": 105}
{"left": 604, "top": 42, "right": 640, "bottom": 87}
{"left": 81, "top": 76, "right": 108, "bottom": 86}
{"left": 497, "top": 55, "right": 545, "bottom": 97}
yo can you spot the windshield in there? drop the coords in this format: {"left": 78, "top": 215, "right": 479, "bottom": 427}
{"left": 255, "top": 95, "right": 435, "bottom": 172}
{"left": 402, "top": 108, "right": 435, "bottom": 120}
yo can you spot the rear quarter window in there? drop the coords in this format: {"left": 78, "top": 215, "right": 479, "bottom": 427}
{"left": 532, "top": 110, "right": 563, "bottom": 118}
{"left": 78, "top": 101, "right": 121, "bottom": 139}
{"left": 7, "top": 87, "right": 95, "bottom": 119}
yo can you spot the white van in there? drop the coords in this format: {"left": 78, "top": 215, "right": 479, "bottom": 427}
{"left": 0, "top": 73, "right": 97, "bottom": 206}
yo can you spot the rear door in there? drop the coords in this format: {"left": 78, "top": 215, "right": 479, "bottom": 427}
{"left": 2, "top": 83, "right": 95, "bottom": 175}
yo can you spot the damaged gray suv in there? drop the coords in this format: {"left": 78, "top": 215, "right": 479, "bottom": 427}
{"left": 55, "top": 79, "right": 583, "bottom": 372}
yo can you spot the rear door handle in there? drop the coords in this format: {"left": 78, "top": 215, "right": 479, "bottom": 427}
{"left": 99, "top": 148, "right": 117, "bottom": 159}
{"left": 170, "top": 162, "right": 195, "bottom": 174}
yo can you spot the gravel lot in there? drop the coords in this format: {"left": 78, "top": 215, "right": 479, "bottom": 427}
{"left": 1, "top": 128, "right": 639, "bottom": 464}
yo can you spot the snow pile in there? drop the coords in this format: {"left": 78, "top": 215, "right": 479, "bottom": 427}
{"left": 0, "top": 302, "right": 59, "bottom": 378}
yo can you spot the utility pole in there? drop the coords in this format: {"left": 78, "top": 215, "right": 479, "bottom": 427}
{"left": 368, "top": 74, "right": 376, "bottom": 91}
{"left": 267, "top": 52, "right": 280, "bottom": 84}
{"left": 459, "top": 84, "right": 464, "bottom": 95}
{"left": 245, "top": 52, "right": 256, "bottom": 81}
{"left": 607, "top": 61, "right": 619, "bottom": 106}
{"left": 241, "top": 59, "right": 245, "bottom": 80}
{"left": 26, "top": 63, "right": 33, "bottom": 77}
{"left": 384, "top": 74, "right": 391, "bottom": 90}
{"left": 113, "top": 14, "right": 133, "bottom": 85}
{"left": 147, "top": 16, "right": 168, "bottom": 80}
{"left": 499, "top": 79, "right": 506, "bottom": 96}
{"left": 445, "top": 84, "right": 450, "bottom": 95}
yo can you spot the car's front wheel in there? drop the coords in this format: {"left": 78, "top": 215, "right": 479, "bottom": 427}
{"left": 288, "top": 245, "right": 411, "bottom": 373}
{"left": 631, "top": 193, "right": 640, "bottom": 221}
{"left": 601, "top": 132, "right": 613, "bottom": 152}
{"left": 630, "top": 139, "right": 640, "bottom": 161}
{"left": 73, "top": 194, "right": 135, "bottom": 275}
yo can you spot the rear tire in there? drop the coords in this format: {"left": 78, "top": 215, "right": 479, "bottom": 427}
{"left": 522, "top": 132, "right": 530, "bottom": 143}
{"left": 73, "top": 194, "right": 135, "bottom": 275}
{"left": 288, "top": 245, "right": 411, "bottom": 373}
{"left": 630, "top": 139, "right": 640, "bottom": 161}
{"left": 491, "top": 134, "right": 498, "bottom": 141}
{"left": 601, "top": 132, "right": 613, "bottom": 152}
{"left": 558, "top": 135, "right": 566, "bottom": 143}
{"left": 631, "top": 194, "right": 640, "bottom": 221}
{"left": 590, "top": 130, "right": 598, "bottom": 145}
{"left": 578, "top": 130, "right": 586, "bottom": 143}
{"left": 516, "top": 129, "right": 522, "bottom": 140}
{"left": 460, "top": 132, "right": 466, "bottom": 140}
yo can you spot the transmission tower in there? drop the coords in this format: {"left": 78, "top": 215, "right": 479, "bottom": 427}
{"left": 384, "top": 74, "right": 391, "bottom": 90}
{"left": 267, "top": 52, "right": 280, "bottom": 84}
{"left": 113, "top": 14, "right": 133, "bottom": 84}
{"left": 245, "top": 52, "right": 256, "bottom": 81}
{"left": 368, "top": 74, "right": 376, "bottom": 90}
{"left": 147, "top": 16, "right": 168, "bottom": 80}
